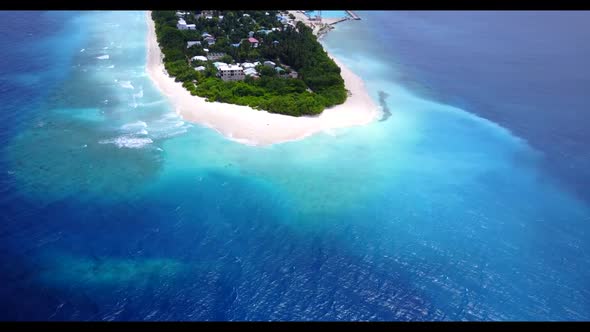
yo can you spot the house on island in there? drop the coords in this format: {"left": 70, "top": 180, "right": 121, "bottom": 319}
{"left": 187, "top": 41, "right": 201, "bottom": 48}
{"left": 201, "top": 10, "right": 213, "bottom": 17}
{"left": 204, "top": 36, "right": 216, "bottom": 46}
{"left": 275, "top": 66, "right": 285, "bottom": 75}
{"left": 207, "top": 52, "right": 226, "bottom": 61}
{"left": 247, "top": 37, "right": 259, "bottom": 48}
{"left": 177, "top": 18, "right": 196, "bottom": 30}
{"left": 218, "top": 64, "right": 245, "bottom": 81}
{"left": 191, "top": 55, "right": 208, "bottom": 62}
{"left": 177, "top": 18, "right": 187, "bottom": 30}
{"left": 263, "top": 60, "right": 276, "bottom": 68}
{"left": 176, "top": 11, "right": 187, "bottom": 17}
{"left": 241, "top": 62, "right": 256, "bottom": 69}
{"left": 276, "top": 14, "right": 289, "bottom": 25}
{"left": 243, "top": 67, "right": 258, "bottom": 77}
{"left": 213, "top": 62, "right": 227, "bottom": 69}
{"left": 231, "top": 42, "right": 241, "bottom": 47}
{"left": 194, "top": 66, "right": 206, "bottom": 71}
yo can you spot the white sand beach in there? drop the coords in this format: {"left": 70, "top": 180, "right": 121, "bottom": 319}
{"left": 145, "top": 12, "right": 380, "bottom": 146}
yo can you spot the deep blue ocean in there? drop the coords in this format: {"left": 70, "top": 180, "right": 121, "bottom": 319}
{"left": 0, "top": 11, "right": 589, "bottom": 321}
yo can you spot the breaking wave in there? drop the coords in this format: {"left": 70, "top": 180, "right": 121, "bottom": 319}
{"left": 119, "top": 81, "right": 134, "bottom": 89}
{"left": 121, "top": 121, "right": 148, "bottom": 131}
{"left": 98, "top": 136, "right": 153, "bottom": 149}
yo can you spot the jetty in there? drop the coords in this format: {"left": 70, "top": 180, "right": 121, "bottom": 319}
{"left": 327, "top": 17, "right": 349, "bottom": 26}
{"left": 287, "top": 10, "right": 361, "bottom": 38}
{"left": 346, "top": 10, "right": 361, "bottom": 20}
{"left": 322, "top": 11, "right": 361, "bottom": 26}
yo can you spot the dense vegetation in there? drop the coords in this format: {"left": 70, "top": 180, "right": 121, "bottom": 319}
{"left": 152, "top": 10, "right": 347, "bottom": 116}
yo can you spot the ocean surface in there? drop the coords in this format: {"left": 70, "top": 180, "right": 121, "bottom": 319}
{"left": 1, "top": 11, "right": 589, "bottom": 321}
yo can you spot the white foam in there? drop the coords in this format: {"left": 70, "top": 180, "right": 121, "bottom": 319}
{"left": 103, "top": 46, "right": 109, "bottom": 50}
{"left": 163, "top": 112, "right": 180, "bottom": 120}
{"left": 107, "top": 65, "right": 115, "bottom": 69}
{"left": 80, "top": 48, "right": 85, "bottom": 52}
{"left": 99, "top": 136, "right": 153, "bottom": 149}
{"left": 133, "top": 87, "right": 144, "bottom": 99}
{"left": 119, "top": 81, "right": 134, "bottom": 89}
{"left": 226, "top": 133, "right": 257, "bottom": 146}
{"left": 121, "top": 121, "right": 148, "bottom": 131}
{"left": 138, "top": 100, "right": 166, "bottom": 107}
{"left": 97, "top": 54, "right": 110, "bottom": 60}
{"left": 152, "top": 127, "right": 188, "bottom": 139}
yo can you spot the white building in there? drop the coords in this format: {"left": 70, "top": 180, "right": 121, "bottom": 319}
{"left": 187, "top": 41, "right": 201, "bottom": 48}
{"left": 241, "top": 62, "right": 256, "bottom": 69}
{"left": 204, "top": 36, "right": 216, "bottom": 46}
{"left": 194, "top": 66, "right": 206, "bottom": 71}
{"left": 218, "top": 64, "right": 245, "bottom": 81}
{"left": 264, "top": 61, "right": 276, "bottom": 68}
{"left": 177, "top": 18, "right": 187, "bottom": 29}
{"left": 177, "top": 18, "right": 196, "bottom": 30}
{"left": 213, "top": 62, "right": 227, "bottom": 69}
{"left": 207, "top": 52, "right": 226, "bottom": 61}
{"left": 191, "top": 55, "right": 208, "bottom": 62}
{"left": 243, "top": 67, "right": 258, "bottom": 76}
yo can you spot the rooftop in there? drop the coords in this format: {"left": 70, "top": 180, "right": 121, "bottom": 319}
{"left": 219, "top": 64, "right": 243, "bottom": 71}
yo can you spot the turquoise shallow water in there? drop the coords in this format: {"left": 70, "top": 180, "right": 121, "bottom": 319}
{"left": 0, "top": 11, "right": 589, "bottom": 320}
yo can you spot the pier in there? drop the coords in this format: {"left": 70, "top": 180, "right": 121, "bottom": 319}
{"left": 346, "top": 10, "right": 361, "bottom": 20}
{"left": 327, "top": 17, "right": 349, "bottom": 26}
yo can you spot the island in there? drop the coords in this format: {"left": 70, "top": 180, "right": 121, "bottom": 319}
{"left": 152, "top": 10, "right": 348, "bottom": 116}
{"left": 146, "top": 10, "right": 380, "bottom": 145}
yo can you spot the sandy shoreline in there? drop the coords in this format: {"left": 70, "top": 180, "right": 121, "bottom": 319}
{"left": 145, "top": 12, "right": 380, "bottom": 146}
